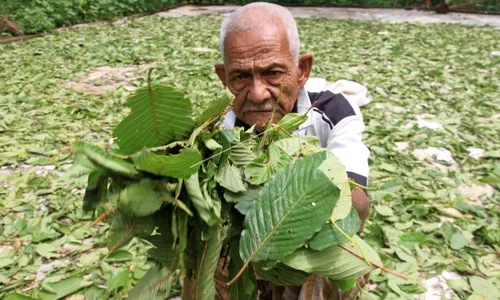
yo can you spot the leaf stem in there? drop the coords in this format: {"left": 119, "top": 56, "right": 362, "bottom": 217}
{"left": 331, "top": 221, "right": 370, "bottom": 265}
{"left": 348, "top": 179, "right": 379, "bottom": 191}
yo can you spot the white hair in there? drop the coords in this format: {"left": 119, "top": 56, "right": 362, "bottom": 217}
{"left": 219, "top": 2, "right": 300, "bottom": 64}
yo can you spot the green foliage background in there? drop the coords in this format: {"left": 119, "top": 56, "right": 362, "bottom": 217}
{"left": 2, "top": 0, "right": 500, "bottom": 34}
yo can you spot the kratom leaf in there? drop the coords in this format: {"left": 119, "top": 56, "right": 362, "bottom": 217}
{"left": 215, "top": 163, "right": 246, "bottom": 193}
{"left": 223, "top": 185, "right": 261, "bottom": 215}
{"left": 107, "top": 210, "right": 155, "bottom": 251}
{"left": 284, "top": 235, "right": 381, "bottom": 281}
{"left": 272, "top": 113, "right": 309, "bottom": 139}
{"left": 108, "top": 268, "right": 129, "bottom": 292}
{"left": 132, "top": 148, "right": 201, "bottom": 179}
{"left": 308, "top": 208, "right": 361, "bottom": 251}
{"left": 331, "top": 279, "right": 357, "bottom": 290}
{"left": 37, "top": 277, "right": 92, "bottom": 300}
{"left": 146, "top": 209, "right": 179, "bottom": 268}
{"left": 118, "top": 179, "right": 172, "bottom": 217}
{"left": 73, "top": 141, "right": 138, "bottom": 177}
{"left": 229, "top": 140, "right": 257, "bottom": 167}
{"left": 83, "top": 169, "right": 108, "bottom": 212}
{"left": 113, "top": 85, "right": 195, "bottom": 155}
{"left": 185, "top": 172, "right": 220, "bottom": 226}
{"left": 228, "top": 241, "right": 257, "bottom": 300}
{"left": 194, "top": 226, "right": 225, "bottom": 300}
{"left": 244, "top": 144, "right": 290, "bottom": 185}
{"left": 253, "top": 262, "right": 308, "bottom": 286}
{"left": 239, "top": 151, "right": 340, "bottom": 265}
{"left": 319, "top": 151, "right": 352, "bottom": 222}
{"left": 127, "top": 265, "right": 177, "bottom": 300}
{"left": 273, "top": 135, "right": 320, "bottom": 156}
{"left": 4, "top": 294, "right": 37, "bottom": 300}
{"left": 63, "top": 153, "right": 98, "bottom": 178}
{"left": 196, "top": 90, "right": 232, "bottom": 125}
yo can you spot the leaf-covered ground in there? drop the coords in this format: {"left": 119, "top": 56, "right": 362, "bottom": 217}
{"left": 1, "top": 14, "right": 499, "bottom": 300}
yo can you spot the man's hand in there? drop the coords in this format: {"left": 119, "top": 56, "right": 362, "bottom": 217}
{"left": 351, "top": 187, "right": 370, "bottom": 233}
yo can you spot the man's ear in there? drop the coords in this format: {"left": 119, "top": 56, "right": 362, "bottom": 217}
{"left": 215, "top": 63, "right": 227, "bottom": 86}
{"left": 297, "top": 53, "right": 313, "bottom": 89}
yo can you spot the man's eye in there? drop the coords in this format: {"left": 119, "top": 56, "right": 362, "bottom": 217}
{"left": 233, "top": 74, "right": 250, "bottom": 81}
{"left": 265, "top": 70, "right": 282, "bottom": 77}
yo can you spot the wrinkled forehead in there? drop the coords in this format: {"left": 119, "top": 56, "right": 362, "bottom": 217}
{"left": 223, "top": 26, "right": 293, "bottom": 67}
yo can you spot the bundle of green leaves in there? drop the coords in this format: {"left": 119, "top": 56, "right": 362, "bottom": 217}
{"left": 69, "top": 74, "right": 385, "bottom": 299}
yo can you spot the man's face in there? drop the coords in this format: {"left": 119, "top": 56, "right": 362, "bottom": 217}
{"left": 216, "top": 26, "right": 312, "bottom": 130}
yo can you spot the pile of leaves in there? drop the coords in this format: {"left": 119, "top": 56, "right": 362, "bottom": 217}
{"left": 68, "top": 72, "right": 385, "bottom": 299}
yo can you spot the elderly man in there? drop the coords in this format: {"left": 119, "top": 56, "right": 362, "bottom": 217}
{"left": 182, "top": 2, "right": 371, "bottom": 300}
{"left": 215, "top": 2, "right": 371, "bottom": 299}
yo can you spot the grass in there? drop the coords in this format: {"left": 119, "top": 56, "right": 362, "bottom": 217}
{"left": 0, "top": 14, "right": 499, "bottom": 300}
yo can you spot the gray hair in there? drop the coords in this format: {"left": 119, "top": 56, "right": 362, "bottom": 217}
{"left": 219, "top": 2, "right": 300, "bottom": 64}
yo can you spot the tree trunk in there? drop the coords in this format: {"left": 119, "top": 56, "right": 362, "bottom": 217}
{"left": 0, "top": 16, "right": 23, "bottom": 36}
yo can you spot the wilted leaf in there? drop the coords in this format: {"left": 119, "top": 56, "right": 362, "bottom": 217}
{"left": 37, "top": 277, "right": 92, "bottom": 300}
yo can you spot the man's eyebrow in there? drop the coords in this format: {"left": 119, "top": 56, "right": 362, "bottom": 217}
{"left": 229, "top": 63, "right": 288, "bottom": 75}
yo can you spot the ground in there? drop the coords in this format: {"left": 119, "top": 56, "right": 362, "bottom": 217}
{"left": 0, "top": 6, "right": 499, "bottom": 300}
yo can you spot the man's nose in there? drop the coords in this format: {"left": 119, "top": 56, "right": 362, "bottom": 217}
{"left": 248, "top": 78, "right": 271, "bottom": 104}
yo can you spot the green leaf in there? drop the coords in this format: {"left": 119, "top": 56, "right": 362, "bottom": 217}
{"left": 113, "top": 85, "right": 195, "bottom": 155}
{"left": 228, "top": 241, "right": 256, "bottom": 300}
{"left": 35, "top": 243, "right": 59, "bottom": 259}
{"left": 223, "top": 185, "right": 261, "bottom": 215}
{"left": 63, "top": 154, "right": 98, "bottom": 178}
{"left": 118, "top": 179, "right": 171, "bottom": 217}
{"left": 469, "top": 276, "right": 499, "bottom": 298}
{"left": 37, "top": 277, "right": 92, "bottom": 300}
{"left": 374, "top": 204, "right": 394, "bottom": 216}
{"left": 132, "top": 148, "right": 201, "bottom": 179}
{"left": 73, "top": 141, "right": 138, "bottom": 177}
{"left": 229, "top": 139, "right": 257, "bottom": 167}
{"left": 308, "top": 208, "right": 361, "bottom": 251}
{"left": 108, "top": 268, "right": 129, "bottom": 292}
{"left": 4, "top": 294, "right": 37, "bottom": 300}
{"left": 215, "top": 163, "right": 246, "bottom": 193}
{"left": 253, "top": 262, "right": 308, "bottom": 286}
{"left": 146, "top": 209, "right": 179, "bottom": 268}
{"left": 284, "top": 235, "right": 381, "bottom": 281}
{"left": 244, "top": 144, "right": 289, "bottom": 185}
{"left": 196, "top": 90, "right": 232, "bottom": 125}
{"left": 331, "top": 279, "right": 357, "bottom": 290}
{"left": 106, "top": 249, "right": 133, "bottom": 262}
{"left": 318, "top": 151, "right": 352, "bottom": 222}
{"left": 272, "top": 135, "right": 320, "bottom": 156}
{"left": 450, "top": 232, "right": 468, "bottom": 250}
{"left": 127, "top": 265, "right": 176, "bottom": 300}
{"left": 240, "top": 151, "right": 339, "bottom": 265}
{"left": 194, "top": 226, "right": 226, "bottom": 300}
{"left": 185, "top": 172, "right": 220, "bottom": 226}
{"left": 274, "top": 113, "right": 308, "bottom": 137}
{"left": 83, "top": 169, "right": 108, "bottom": 212}
{"left": 107, "top": 210, "right": 155, "bottom": 251}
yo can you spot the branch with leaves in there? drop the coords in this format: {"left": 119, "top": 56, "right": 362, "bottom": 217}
{"left": 67, "top": 72, "right": 404, "bottom": 300}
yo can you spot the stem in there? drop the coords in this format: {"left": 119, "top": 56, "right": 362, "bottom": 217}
{"left": 349, "top": 179, "right": 379, "bottom": 191}
{"left": 339, "top": 245, "right": 408, "bottom": 281}
{"left": 331, "top": 221, "right": 370, "bottom": 265}
{"left": 258, "top": 83, "right": 284, "bottom": 152}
